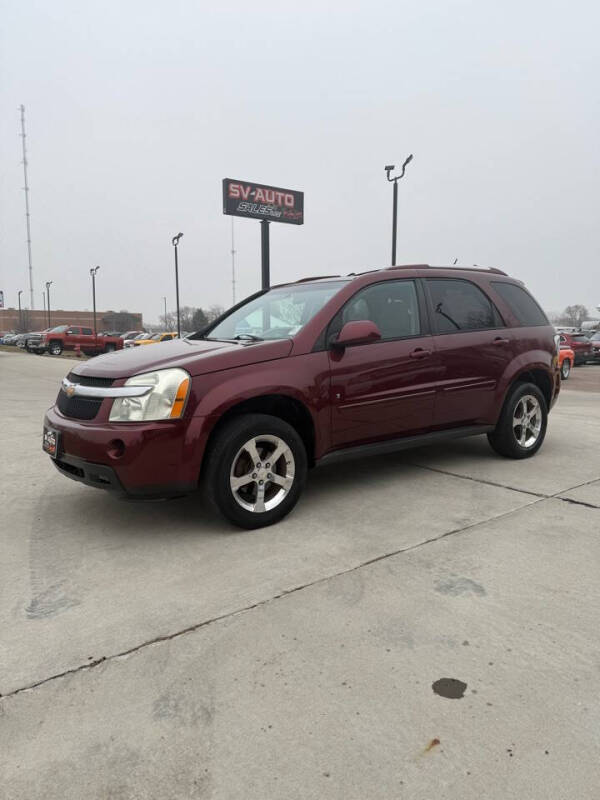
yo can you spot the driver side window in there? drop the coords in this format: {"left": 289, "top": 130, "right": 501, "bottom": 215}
{"left": 329, "top": 280, "right": 421, "bottom": 342}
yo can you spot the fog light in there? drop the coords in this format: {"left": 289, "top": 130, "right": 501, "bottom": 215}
{"left": 107, "top": 439, "right": 126, "bottom": 459}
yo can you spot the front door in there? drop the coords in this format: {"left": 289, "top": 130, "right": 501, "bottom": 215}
{"left": 327, "top": 279, "right": 442, "bottom": 449}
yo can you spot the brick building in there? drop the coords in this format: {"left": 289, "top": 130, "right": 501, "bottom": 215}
{"left": 0, "top": 308, "right": 143, "bottom": 333}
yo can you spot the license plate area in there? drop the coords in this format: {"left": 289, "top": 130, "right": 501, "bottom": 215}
{"left": 43, "top": 426, "right": 61, "bottom": 459}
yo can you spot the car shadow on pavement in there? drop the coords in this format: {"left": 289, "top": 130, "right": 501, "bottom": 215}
{"left": 48, "top": 436, "right": 490, "bottom": 538}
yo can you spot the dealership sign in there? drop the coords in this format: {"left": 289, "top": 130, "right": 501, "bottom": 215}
{"left": 222, "top": 179, "right": 304, "bottom": 225}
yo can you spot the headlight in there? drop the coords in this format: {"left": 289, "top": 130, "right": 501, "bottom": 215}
{"left": 109, "top": 368, "right": 190, "bottom": 422}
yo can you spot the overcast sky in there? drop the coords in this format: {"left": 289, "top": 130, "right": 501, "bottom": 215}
{"left": 1, "top": 0, "right": 599, "bottom": 324}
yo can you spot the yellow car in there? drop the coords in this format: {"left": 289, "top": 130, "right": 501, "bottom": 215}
{"left": 133, "top": 332, "right": 178, "bottom": 346}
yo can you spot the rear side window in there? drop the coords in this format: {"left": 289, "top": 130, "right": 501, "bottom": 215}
{"left": 491, "top": 282, "right": 548, "bottom": 326}
{"left": 426, "top": 279, "right": 503, "bottom": 333}
{"left": 330, "top": 279, "right": 421, "bottom": 341}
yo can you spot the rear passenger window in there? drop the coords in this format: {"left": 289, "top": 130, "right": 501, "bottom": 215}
{"left": 67, "top": 327, "right": 80, "bottom": 334}
{"left": 491, "top": 282, "right": 548, "bottom": 326}
{"left": 427, "top": 279, "right": 503, "bottom": 333}
{"left": 330, "top": 280, "right": 421, "bottom": 341}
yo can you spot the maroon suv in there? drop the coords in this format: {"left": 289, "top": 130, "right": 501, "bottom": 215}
{"left": 43, "top": 265, "right": 560, "bottom": 528}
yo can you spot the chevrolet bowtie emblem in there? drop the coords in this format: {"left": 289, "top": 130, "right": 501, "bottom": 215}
{"left": 66, "top": 385, "right": 76, "bottom": 398}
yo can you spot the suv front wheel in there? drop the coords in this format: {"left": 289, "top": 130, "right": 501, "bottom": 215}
{"left": 203, "top": 413, "right": 307, "bottom": 529}
{"left": 487, "top": 382, "right": 548, "bottom": 459}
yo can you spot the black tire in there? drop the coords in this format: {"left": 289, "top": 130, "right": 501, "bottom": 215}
{"left": 487, "top": 382, "right": 548, "bottom": 459}
{"left": 561, "top": 358, "right": 571, "bottom": 380}
{"left": 48, "top": 341, "right": 63, "bottom": 356}
{"left": 203, "top": 413, "right": 307, "bottom": 529}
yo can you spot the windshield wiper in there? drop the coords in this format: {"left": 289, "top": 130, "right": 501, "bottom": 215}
{"left": 233, "top": 334, "right": 263, "bottom": 341}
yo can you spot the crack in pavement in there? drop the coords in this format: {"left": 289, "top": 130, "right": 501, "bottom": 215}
{"left": 1, "top": 494, "right": 547, "bottom": 702}
{"left": 410, "top": 463, "right": 600, "bottom": 509}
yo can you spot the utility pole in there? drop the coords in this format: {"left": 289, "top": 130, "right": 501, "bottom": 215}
{"left": 385, "top": 155, "right": 413, "bottom": 266}
{"left": 18, "top": 290, "right": 23, "bottom": 330}
{"left": 231, "top": 218, "right": 236, "bottom": 305}
{"left": 42, "top": 292, "right": 46, "bottom": 320}
{"left": 90, "top": 266, "right": 100, "bottom": 339}
{"left": 19, "top": 106, "right": 34, "bottom": 310}
{"left": 171, "top": 233, "right": 183, "bottom": 338}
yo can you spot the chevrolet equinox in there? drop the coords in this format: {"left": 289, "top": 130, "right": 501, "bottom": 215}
{"left": 43, "top": 265, "right": 560, "bottom": 528}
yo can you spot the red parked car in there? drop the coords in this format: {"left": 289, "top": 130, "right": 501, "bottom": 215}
{"left": 31, "top": 325, "right": 124, "bottom": 356}
{"left": 558, "top": 332, "right": 593, "bottom": 365}
{"left": 43, "top": 265, "right": 560, "bottom": 528}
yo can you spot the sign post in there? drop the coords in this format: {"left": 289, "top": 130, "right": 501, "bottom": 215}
{"left": 222, "top": 178, "right": 304, "bottom": 291}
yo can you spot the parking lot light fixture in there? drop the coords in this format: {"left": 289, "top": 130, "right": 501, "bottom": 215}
{"left": 45, "top": 281, "right": 53, "bottom": 327}
{"left": 90, "top": 266, "right": 100, "bottom": 339}
{"left": 385, "top": 155, "right": 413, "bottom": 266}
{"left": 171, "top": 233, "right": 183, "bottom": 338}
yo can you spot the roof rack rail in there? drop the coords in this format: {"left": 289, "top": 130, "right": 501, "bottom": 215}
{"left": 295, "top": 275, "right": 341, "bottom": 282}
{"left": 451, "top": 265, "right": 508, "bottom": 276}
{"left": 385, "top": 264, "right": 430, "bottom": 271}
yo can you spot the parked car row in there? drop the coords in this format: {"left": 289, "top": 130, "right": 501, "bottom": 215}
{"left": 1, "top": 326, "right": 188, "bottom": 356}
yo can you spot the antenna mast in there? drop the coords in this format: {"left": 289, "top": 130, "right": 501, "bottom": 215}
{"left": 19, "top": 105, "right": 34, "bottom": 310}
{"left": 231, "top": 218, "right": 236, "bottom": 304}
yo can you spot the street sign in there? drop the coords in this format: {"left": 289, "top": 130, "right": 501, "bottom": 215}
{"left": 222, "top": 179, "right": 304, "bottom": 225}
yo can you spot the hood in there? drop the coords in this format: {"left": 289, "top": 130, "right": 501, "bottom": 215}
{"left": 70, "top": 337, "right": 294, "bottom": 380}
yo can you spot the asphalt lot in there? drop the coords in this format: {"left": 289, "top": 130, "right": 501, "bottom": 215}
{"left": 1, "top": 349, "right": 599, "bottom": 799}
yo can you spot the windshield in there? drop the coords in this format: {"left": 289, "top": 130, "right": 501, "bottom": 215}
{"left": 572, "top": 334, "right": 591, "bottom": 342}
{"left": 590, "top": 332, "right": 600, "bottom": 341}
{"left": 49, "top": 325, "right": 68, "bottom": 333}
{"left": 151, "top": 334, "right": 163, "bottom": 340}
{"left": 206, "top": 281, "right": 347, "bottom": 341}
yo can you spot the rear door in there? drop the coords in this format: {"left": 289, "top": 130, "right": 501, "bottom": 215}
{"left": 424, "top": 278, "right": 513, "bottom": 427}
{"left": 327, "top": 278, "right": 442, "bottom": 449}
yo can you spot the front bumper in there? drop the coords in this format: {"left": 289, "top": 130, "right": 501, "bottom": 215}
{"left": 44, "top": 405, "right": 209, "bottom": 497}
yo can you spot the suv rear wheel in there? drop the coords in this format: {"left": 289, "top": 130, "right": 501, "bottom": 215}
{"left": 487, "top": 382, "right": 547, "bottom": 459}
{"left": 203, "top": 413, "right": 307, "bottom": 529}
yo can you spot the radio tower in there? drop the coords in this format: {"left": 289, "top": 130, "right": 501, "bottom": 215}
{"left": 19, "top": 105, "right": 35, "bottom": 310}
{"left": 231, "top": 218, "right": 236, "bottom": 305}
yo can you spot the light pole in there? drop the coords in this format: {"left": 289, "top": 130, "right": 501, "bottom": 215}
{"left": 90, "top": 266, "right": 100, "bottom": 339}
{"left": 162, "top": 296, "right": 167, "bottom": 331}
{"left": 171, "top": 233, "right": 183, "bottom": 338}
{"left": 385, "top": 155, "right": 413, "bottom": 266}
{"left": 45, "top": 281, "right": 53, "bottom": 327}
{"left": 42, "top": 292, "right": 46, "bottom": 319}
{"left": 18, "top": 290, "right": 23, "bottom": 330}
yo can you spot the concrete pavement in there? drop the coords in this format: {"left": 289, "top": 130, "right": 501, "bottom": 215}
{"left": 1, "top": 350, "right": 599, "bottom": 799}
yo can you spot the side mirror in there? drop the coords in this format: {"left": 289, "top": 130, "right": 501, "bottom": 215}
{"left": 333, "top": 320, "right": 382, "bottom": 348}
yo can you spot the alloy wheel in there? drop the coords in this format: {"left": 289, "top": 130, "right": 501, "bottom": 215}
{"left": 229, "top": 434, "right": 295, "bottom": 513}
{"left": 512, "top": 395, "right": 542, "bottom": 449}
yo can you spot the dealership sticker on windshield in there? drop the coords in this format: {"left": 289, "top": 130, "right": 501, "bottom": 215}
{"left": 42, "top": 427, "right": 60, "bottom": 459}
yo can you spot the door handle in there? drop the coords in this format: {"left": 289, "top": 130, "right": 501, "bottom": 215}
{"left": 409, "top": 348, "right": 432, "bottom": 359}
{"left": 492, "top": 337, "right": 510, "bottom": 346}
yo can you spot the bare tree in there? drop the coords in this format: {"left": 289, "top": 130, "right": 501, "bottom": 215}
{"left": 561, "top": 304, "right": 588, "bottom": 327}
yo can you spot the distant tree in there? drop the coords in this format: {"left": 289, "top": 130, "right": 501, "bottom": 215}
{"left": 561, "top": 304, "right": 588, "bottom": 328}
{"left": 206, "top": 305, "right": 225, "bottom": 323}
{"left": 191, "top": 308, "right": 208, "bottom": 330}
